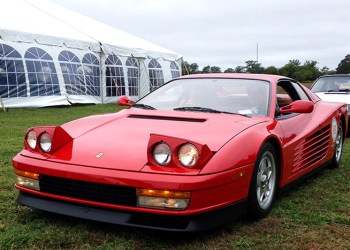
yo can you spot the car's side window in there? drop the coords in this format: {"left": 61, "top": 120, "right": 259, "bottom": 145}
{"left": 277, "top": 81, "right": 298, "bottom": 105}
{"left": 276, "top": 85, "right": 292, "bottom": 106}
{"left": 276, "top": 80, "right": 309, "bottom": 118}
{"left": 291, "top": 82, "right": 310, "bottom": 101}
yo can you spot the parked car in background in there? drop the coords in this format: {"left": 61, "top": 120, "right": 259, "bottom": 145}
{"left": 13, "top": 74, "right": 348, "bottom": 232}
{"left": 311, "top": 74, "right": 350, "bottom": 135}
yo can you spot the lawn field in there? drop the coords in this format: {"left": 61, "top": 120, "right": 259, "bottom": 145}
{"left": 0, "top": 104, "right": 349, "bottom": 249}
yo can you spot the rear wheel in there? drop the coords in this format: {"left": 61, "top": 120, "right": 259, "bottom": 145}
{"left": 247, "top": 142, "right": 278, "bottom": 220}
{"left": 329, "top": 120, "right": 343, "bottom": 169}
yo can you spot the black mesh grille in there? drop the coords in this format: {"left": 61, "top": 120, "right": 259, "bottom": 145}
{"left": 39, "top": 175, "right": 137, "bottom": 206}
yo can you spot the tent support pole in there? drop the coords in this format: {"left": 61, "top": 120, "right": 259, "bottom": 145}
{"left": 0, "top": 98, "right": 6, "bottom": 112}
{"left": 99, "top": 42, "right": 105, "bottom": 104}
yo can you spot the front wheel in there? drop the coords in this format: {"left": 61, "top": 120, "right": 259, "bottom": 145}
{"left": 247, "top": 142, "right": 278, "bottom": 220}
{"left": 329, "top": 120, "right": 344, "bottom": 169}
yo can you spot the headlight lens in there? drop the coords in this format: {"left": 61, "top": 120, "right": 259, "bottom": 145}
{"left": 26, "top": 130, "right": 37, "bottom": 149}
{"left": 178, "top": 143, "right": 199, "bottom": 167}
{"left": 153, "top": 142, "right": 171, "bottom": 165}
{"left": 40, "top": 132, "right": 52, "bottom": 152}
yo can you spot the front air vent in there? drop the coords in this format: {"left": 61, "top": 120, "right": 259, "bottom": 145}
{"left": 40, "top": 175, "right": 136, "bottom": 206}
{"left": 293, "top": 125, "right": 330, "bottom": 171}
{"left": 128, "top": 114, "right": 206, "bottom": 123}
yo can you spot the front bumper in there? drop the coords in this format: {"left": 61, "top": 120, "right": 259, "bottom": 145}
{"left": 13, "top": 151, "right": 254, "bottom": 231}
{"left": 17, "top": 191, "right": 247, "bottom": 232}
{"left": 13, "top": 152, "right": 253, "bottom": 215}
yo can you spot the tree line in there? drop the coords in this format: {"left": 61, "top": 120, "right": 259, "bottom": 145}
{"left": 182, "top": 54, "right": 350, "bottom": 82}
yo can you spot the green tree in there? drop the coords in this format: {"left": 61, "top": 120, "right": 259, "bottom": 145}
{"left": 181, "top": 61, "right": 199, "bottom": 75}
{"left": 336, "top": 54, "right": 350, "bottom": 73}
{"left": 320, "top": 66, "right": 330, "bottom": 75}
{"left": 245, "top": 60, "right": 264, "bottom": 73}
{"left": 264, "top": 66, "right": 279, "bottom": 75}
{"left": 235, "top": 66, "right": 245, "bottom": 73}
{"left": 320, "top": 66, "right": 336, "bottom": 75}
{"left": 294, "top": 69, "right": 311, "bottom": 82}
{"left": 300, "top": 60, "right": 321, "bottom": 81}
{"left": 202, "top": 65, "right": 211, "bottom": 73}
{"left": 279, "top": 59, "right": 301, "bottom": 78}
{"left": 224, "top": 68, "right": 235, "bottom": 73}
{"left": 278, "top": 59, "right": 322, "bottom": 82}
{"left": 181, "top": 58, "right": 332, "bottom": 80}
{"left": 211, "top": 66, "right": 222, "bottom": 73}
{"left": 201, "top": 65, "right": 221, "bottom": 73}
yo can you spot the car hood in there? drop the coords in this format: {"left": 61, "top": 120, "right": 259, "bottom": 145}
{"left": 49, "top": 109, "right": 267, "bottom": 171}
{"left": 314, "top": 92, "right": 350, "bottom": 104}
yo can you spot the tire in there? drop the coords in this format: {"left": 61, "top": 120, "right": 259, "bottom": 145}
{"left": 329, "top": 120, "right": 344, "bottom": 169}
{"left": 247, "top": 142, "right": 278, "bottom": 220}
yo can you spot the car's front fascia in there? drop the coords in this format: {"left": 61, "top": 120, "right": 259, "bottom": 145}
{"left": 13, "top": 149, "right": 254, "bottom": 231}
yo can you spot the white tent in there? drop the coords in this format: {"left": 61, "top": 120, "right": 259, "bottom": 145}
{"left": 0, "top": 0, "right": 182, "bottom": 108}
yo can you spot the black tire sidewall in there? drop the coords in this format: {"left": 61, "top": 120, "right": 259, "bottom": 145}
{"left": 247, "top": 142, "right": 278, "bottom": 220}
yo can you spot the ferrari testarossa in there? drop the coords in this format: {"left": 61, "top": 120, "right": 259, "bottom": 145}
{"left": 13, "top": 74, "right": 348, "bottom": 232}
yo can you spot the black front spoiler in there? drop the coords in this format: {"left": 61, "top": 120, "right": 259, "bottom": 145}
{"left": 17, "top": 191, "right": 247, "bottom": 232}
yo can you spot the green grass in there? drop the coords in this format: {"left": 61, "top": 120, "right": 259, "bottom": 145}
{"left": 0, "top": 104, "right": 349, "bottom": 249}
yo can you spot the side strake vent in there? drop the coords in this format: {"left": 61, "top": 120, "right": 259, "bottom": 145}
{"left": 128, "top": 115, "right": 206, "bottom": 123}
{"left": 293, "top": 125, "right": 330, "bottom": 171}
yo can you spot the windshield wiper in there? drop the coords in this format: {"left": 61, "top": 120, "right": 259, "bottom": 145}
{"left": 174, "top": 106, "right": 223, "bottom": 113}
{"left": 326, "top": 89, "right": 350, "bottom": 93}
{"left": 132, "top": 103, "right": 156, "bottom": 110}
{"left": 174, "top": 107, "right": 251, "bottom": 117}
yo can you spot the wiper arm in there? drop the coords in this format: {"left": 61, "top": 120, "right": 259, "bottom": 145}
{"left": 174, "top": 106, "right": 222, "bottom": 113}
{"left": 174, "top": 106, "right": 251, "bottom": 117}
{"left": 326, "top": 89, "right": 350, "bottom": 93}
{"left": 132, "top": 103, "right": 156, "bottom": 110}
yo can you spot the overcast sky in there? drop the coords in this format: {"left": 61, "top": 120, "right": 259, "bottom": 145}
{"left": 49, "top": 0, "right": 350, "bottom": 71}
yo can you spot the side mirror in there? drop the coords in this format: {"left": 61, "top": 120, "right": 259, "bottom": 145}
{"left": 117, "top": 95, "right": 135, "bottom": 107}
{"left": 279, "top": 100, "right": 314, "bottom": 114}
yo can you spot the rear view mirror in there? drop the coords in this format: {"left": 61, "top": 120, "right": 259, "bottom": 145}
{"left": 279, "top": 100, "right": 314, "bottom": 114}
{"left": 117, "top": 96, "right": 135, "bottom": 107}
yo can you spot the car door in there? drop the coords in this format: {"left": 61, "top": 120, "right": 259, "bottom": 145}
{"left": 275, "top": 80, "right": 327, "bottom": 186}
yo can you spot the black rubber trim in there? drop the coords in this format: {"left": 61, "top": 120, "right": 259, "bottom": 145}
{"left": 17, "top": 191, "right": 247, "bottom": 232}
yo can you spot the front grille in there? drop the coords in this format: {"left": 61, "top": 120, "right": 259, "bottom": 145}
{"left": 40, "top": 175, "right": 137, "bottom": 206}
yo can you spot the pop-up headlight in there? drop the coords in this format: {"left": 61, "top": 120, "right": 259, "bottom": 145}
{"left": 178, "top": 143, "right": 199, "bottom": 167}
{"left": 153, "top": 142, "right": 171, "bottom": 166}
{"left": 26, "top": 130, "right": 37, "bottom": 150}
{"left": 39, "top": 132, "right": 52, "bottom": 153}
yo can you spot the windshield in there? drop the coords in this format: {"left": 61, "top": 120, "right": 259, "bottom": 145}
{"left": 136, "top": 78, "right": 271, "bottom": 116}
{"left": 311, "top": 76, "right": 350, "bottom": 92}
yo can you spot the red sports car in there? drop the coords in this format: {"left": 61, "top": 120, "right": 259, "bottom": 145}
{"left": 13, "top": 74, "right": 348, "bottom": 232}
